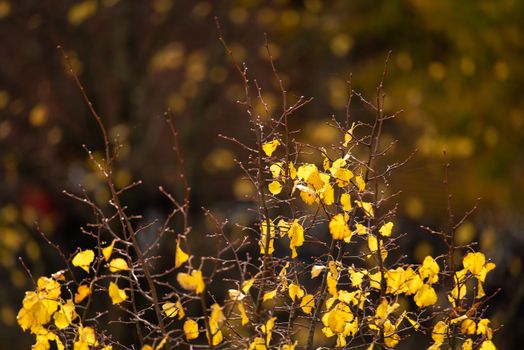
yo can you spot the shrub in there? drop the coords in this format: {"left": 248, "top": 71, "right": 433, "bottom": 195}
{"left": 17, "top": 27, "right": 498, "bottom": 350}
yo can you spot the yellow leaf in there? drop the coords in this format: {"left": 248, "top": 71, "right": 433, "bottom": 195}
{"left": 288, "top": 283, "right": 305, "bottom": 302}
{"left": 288, "top": 162, "right": 297, "bottom": 179}
{"left": 311, "top": 265, "right": 326, "bottom": 279}
{"left": 162, "top": 301, "right": 185, "bottom": 320}
{"left": 177, "top": 270, "right": 205, "bottom": 294}
{"left": 379, "top": 222, "right": 394, "bottom": 237}
{"left": 263, "top": 289, "right": 277, "bottom": 301}
{"left": 141, "top": 346, "right": 153, "bottom": 350}
{"left": 355, "top": 200, "right": 374, "bottom": 217}
{"left": 420, "top": 256, "right": 440, "bottom": 284}
{"left": 155, "top": 337, "right": 167, "bottom": 350}
{"left": 75, "top": 326, "right": 98, "bottom": 349}
{"left": 461, "top": 319, "right": 476, "bottom": 335}
{"left": 268, "top": 181, "right": 282, "bottom": 195}
{"left": 238, "top": 302, "right": 249, "bottom": 326}
{"left": 262, "top": 139, "right": 280, "bottom": 156}
{"left": 175, "top": 238, "right": 189, "bottom": 269}
{"left": 355, "top": 175, "right": 366, "bottom": 192}
{"left": 479, "top": 340, "right": 496, "bottom": 350}
{"left": 288, "top": 220, "right": 304, "bottom": 258}
{"left": 109, "top": 258, "right": 129, "bottom": 273}
{"left": 414, "top": 284, "right": 438, "bottom": 308}
{"left": 108, "top": 281, "right": 127, "bottom": 304}
{"left": 72, "top": 249, "right": 95, "bottom": 273}
{"left": 53, "top": 300, "right": 77, "bottom": 329}
{"left": 242, "top": 278, "right": 255, "bottom": 294}
{"left": 354, "top": 223, "right": 367, "bottom": 235}
{"left": 102, "top": 240, "right": 115, "bottom": 261}
{"left": 463, "top": 252, "right": 485, "bottom": 276}
{"left": 341, "top": 193, "right": 352, "bottom": 211}
{"left": 462, "top": 339, "right": 473, "bottom": 350}
{"left": 183, "top": 319, "right": 199, "bottom": 340}
{"left": 269, "top": 162, "right": 283, "bottom": 178}
{"left": 329, "top": 214, "right": 351, "bottom": 241}
{"left": 300, "top": 294, "right": 315, "bottom": 314}
{"left": 432, "top": 321, "right": 448, "bottom": 344}
{"left": 74, "top": 284, "right": 92, "bottom": 303}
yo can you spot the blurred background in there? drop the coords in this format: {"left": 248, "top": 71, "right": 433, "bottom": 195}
{"left": 0, "top": 0, "right": 523, "bottom": 347}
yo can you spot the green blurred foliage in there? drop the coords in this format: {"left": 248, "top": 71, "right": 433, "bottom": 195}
{"left": 0, "top": 0, "right": 523, "bottom": 346}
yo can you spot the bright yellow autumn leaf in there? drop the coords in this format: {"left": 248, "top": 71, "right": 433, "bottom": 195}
{"left": 102, "top": 240, "right": 115, "bottom": 261}
{"left": 263, "top": 289, "right": 277, "bottom": 301}
{"left": 288, "top": 283, "right": 305, "bottom": 302}
{"left": 462, "top": 339, "right": 473, "bottom": 350}
{"left": 414, "top": 284, "right": 437, "bottom": 308}
{"left": 53, "top": 299, "right": 77, "bottom": 329}
{"left": 75, "top": 326, "right": 98, "bottom": 349}
{"left": 108, "top": 258, "right": 129, "bottom": 273}
{"left": 177, "top": 270, "right": 205, "bottom": 294}
{"left": 431, "top": 321, "right": 448, "bottom": 344}
{"left": 262, "top": 139, "right": 280, "bottom": 156}
{"left": 355, "top": 175, "right": 366, "bottom": 192}
{"left": 108, "top": 281, "right": 127, "bottom": 304}
{"left": 268, "top": 180, "right": 282, "bottom": 195}
{"left": 74, "top": 284, "right": 92, "bottom": 303}
{"left": 72, "top": 249, "right": 95, "bottom": 273}
{"left": 183, "top": 319, "right": 199, "bottom": 340}
{"left": 355, "top": 200, "right": 374, "bottom": 217}
{"left": 175, "top": 238, "right": 189, "bottom": 269}
{"left": 300, "top": 294, "right": 315, "bottom": 314}
{"left": 311, "top": 265, "right": 326, "bottom": 279}
{"left": 479, "top": 340, "right": 496, "bottom": 350}
{"left": 162, "top": 301, "right": 185, "bottom": 320}
{"left": 341, "top": 193, "right": 352, "bottom": 211}
{"left": 329, "top": 213, "right": 351, "bottom": 241}
{"left": 242, "top": 278, "right": 255, "bottom": 294}
{"left": 420, "top": 256, "right": 440, "bottom": 284}
{"left": 379, "top": 222, "right": 394, "bottom": 237}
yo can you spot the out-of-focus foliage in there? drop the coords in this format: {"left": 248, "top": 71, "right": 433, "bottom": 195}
{"left": 0, "top": 0, "right": 522, "bottom": 347}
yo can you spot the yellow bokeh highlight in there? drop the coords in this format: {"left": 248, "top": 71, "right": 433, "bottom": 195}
{"left": 203, "top": 148, "right": 235, "bottom": 173}
{"left": 405, "top": 196, "right": 424, "bottom": 219}
{"left": 0, "top": 0, "right": 10, "bottom": 18}
{"left": 29, "top": 104, "right": 48, "bottom": 127}
{"left": 150, "top": 42, "right": 185, "bottom": 73}
{"left": 455, "top": 221, "right": 475, "bottom": 245}
{"left": 68, "top": 0, "right": 97, "bottom": 26}
{"left": 428, "top": 62, "right": 446, "bottom": 81}
{"left": 233, "top": 177, "right": 255, "bottom": 200}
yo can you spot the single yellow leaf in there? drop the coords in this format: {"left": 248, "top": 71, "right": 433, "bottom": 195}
{"left": 300, "top": 294, "right": 315, "bottom": 314}
{"left": 268, "top": 180, "right": 283, "bottom": 195}
{"left": 242, "top": 278, "right": 255, "bottom": 294}
{"left": 74, "top": 284, "right": 92, "bottom": 303}
{"left": 238, "top": 302, "right": 249, "bottom": 326}
{"left": 108, "top": 281, "right": 127, "bottom": 304}
{"left": 109, "top": 258, "right": 129, "bottom": 273}
{"left": 379, "top": 222, "right": 394, "bottom": 237}
{"left": 311, "top": 265, "right": 326, "bottom": 279}
{"left": 263, "top": 289, "right": 277, "bottom": 301}
{"left": 414, "top": 284, "right": 438, "bottom": 308}
{"left": 262, "top": 139, "right": 280, "bottom": 156}
{"left": 102, "top": 240, "right": 115, "bottom": 261}
{"left": 175, "top": 238, "right": 189, "bottom": 269}
{"left": 288, "top": 283, "right": 305, "bottom": 302}
{"left": 341, "top": 193, "right": 352, "bottom": 211}
{"left": 184, "top": 319, "right": 199, "bottom": 340}
{"left": 72, "top": 249, "right": 95, "bottom": 273}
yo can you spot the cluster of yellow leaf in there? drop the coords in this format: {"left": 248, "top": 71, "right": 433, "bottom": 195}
{"left": 17, "top": 273, "right": 111, "bottom": 350}
{"left": 72, "top": 245, "right": 130, "bottom": 305}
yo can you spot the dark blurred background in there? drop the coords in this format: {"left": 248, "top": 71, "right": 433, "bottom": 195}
{"left": 1, "top": 0, "right": 523, "bottom": 347}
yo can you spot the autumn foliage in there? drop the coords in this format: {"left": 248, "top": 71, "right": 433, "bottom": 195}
{"left": 16, "top": 28, "right": 499, "bottom": 350}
